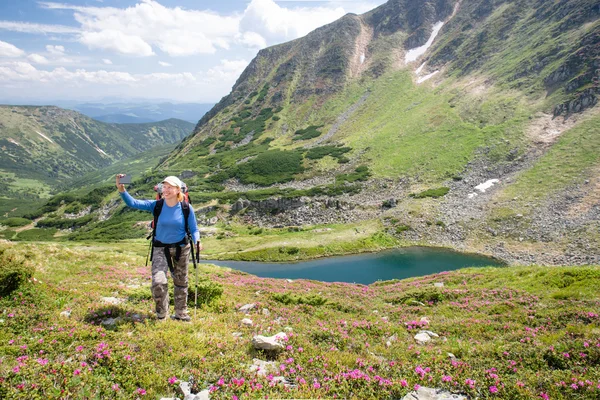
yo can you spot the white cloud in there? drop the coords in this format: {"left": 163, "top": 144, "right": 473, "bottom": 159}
{"left": 102, "top": 58, "right": 112, "bottom": 64}
{"left": 205, "top": 59, "right": 250, "bottom": 83}
{"left": 237, "top": 31, "right": 267, "bottom": 49}
{"left": 80, "top": 30, "right": 155, "bottom": 56}
{"left": 238, "top": 0, "right": 349, "bottom": 46}
{"left": 28, "top": 54, "right": 50, "bottom": 64}
{"left": 0, "top": 40, "right": 26, "bottom": 58}
{"left": 158, "top": 61, "right": 172, "bottom": 67}
{"left": 46, "top": 45, "right": 65, "bottom": 54}
{"left": 42, "top": 0, "right": 238, "bottom": 57}
{"left": 0, "top": 20, "right": 79, "bottom": 34}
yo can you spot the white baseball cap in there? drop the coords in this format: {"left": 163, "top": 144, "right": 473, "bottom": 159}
{"left": 162, "top": 176, "right": 182, "bottom": 189}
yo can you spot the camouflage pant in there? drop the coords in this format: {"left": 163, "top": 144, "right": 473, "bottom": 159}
{"left": 151, "top": 244, "right": 190, "bottom": 318}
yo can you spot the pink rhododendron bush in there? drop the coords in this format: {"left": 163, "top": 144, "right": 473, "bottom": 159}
{"left": 0, "top": 242, "right": 599, "bottom": 399}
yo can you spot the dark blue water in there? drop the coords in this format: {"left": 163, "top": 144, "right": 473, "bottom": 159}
{"left": 201, "top": 247, "right": 503, "bottom": 285}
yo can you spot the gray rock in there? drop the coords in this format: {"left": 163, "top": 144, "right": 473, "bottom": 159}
{"left": 414, "top": 332, "right": 431, "bottom": 344}
{"left": 402, "top": 386, "right": 467, "bottom": 400}
{"left": 252, "top": 332, "right": 287, "bottom": 351}
{"left": 241, "top": 318, "right": 253, "bottom": 327}
{"left": 177, "top": 381, "right": 210, "bottom": 400}
{"left": 60, "top": 310, "right": 71, "bottom": 318}
{"left": 239, "top": 303, "right": 255, "bottom": 313}
{"left": 100, "top": 297, "right": 124, "bottom": 305}
{"left": 249, "top": 358, "right": 278, "bottom": 376}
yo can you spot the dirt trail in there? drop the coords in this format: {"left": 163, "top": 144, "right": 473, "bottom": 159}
{"left": 348, "top": 16, "right": 373, "bottom": 79}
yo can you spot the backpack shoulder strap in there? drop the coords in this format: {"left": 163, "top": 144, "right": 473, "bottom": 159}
{"left": 181, "top": 201, "right": 190, "bottom": 236}
{"left": 151, "top": 198, "right": 165, "bottom": 239}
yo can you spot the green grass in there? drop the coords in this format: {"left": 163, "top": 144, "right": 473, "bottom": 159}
{"left": 0, "top": 241, "right": 598, "bottom": 399}
{"left": 327, "top": 71, "right": 528, "bottom": 183}
{"left": 496, "top": 113, "right": 600, "bottom": 213}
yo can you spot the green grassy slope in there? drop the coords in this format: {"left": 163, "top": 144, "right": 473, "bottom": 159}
{"left": 0, "top": 242, "right": 598, "bottom": 399}
{"left": 0, "top": 106, "right": 193, "bottom": 186}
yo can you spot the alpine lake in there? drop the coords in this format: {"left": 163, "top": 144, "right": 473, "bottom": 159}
{"left": 201, "top": 247, "right": 504, "bottom": 285}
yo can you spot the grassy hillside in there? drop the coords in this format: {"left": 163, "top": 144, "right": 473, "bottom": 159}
{"left": 0, "top": 242, "right": 598, "bottom": 399}
{"left": 0, "top": 106, "right": 194, "bottom": 188}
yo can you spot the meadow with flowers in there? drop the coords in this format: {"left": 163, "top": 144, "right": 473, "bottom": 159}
{"left": 1, "top": 240, "right": 599, "bottom": 399}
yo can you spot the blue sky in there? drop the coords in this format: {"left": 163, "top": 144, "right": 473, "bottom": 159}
{"left": 0, "top": 0, "right": 385, "bottom": 103}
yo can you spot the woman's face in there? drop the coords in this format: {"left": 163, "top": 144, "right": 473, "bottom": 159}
{"left": 161, "top": 182, "right": 180, "bottom": 200}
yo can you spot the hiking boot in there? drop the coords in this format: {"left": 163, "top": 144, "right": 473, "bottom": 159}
{"left": 170, "top": 313, "right": 191, "bottom": 322}
{"left": 156, "top": 314, "right": 167, "bottom": 322}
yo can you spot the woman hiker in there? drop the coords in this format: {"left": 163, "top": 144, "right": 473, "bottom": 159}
{"left": 116, "top": 174, "right": 201, "bottom": 321}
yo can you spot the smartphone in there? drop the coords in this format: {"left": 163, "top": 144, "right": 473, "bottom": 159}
{"left": 119, "top": 174, "right": 132, "bottom": 184}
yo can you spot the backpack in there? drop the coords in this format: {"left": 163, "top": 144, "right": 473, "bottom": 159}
{"left": 146, "top": 179, "right": 198, "bottom": 267}
{"left": 150, "top": 198, "right": 191, "bottom": 243}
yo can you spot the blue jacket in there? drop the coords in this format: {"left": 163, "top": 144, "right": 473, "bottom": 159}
{"left": 119, "top": 191, "right": 200, "bottom": 244}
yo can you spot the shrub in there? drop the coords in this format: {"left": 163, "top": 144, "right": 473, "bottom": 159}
{"left": 63, "top": 202, "right": 84, "bottom": 214}
{"left": 189, "top": 278, "right": 223, "bottom": 305}
{"left": 235, "top": 149, "right": 304, "bottom": 185}
{"left": 126, "top": 286, "right": 152, "bottom": 302}
{"left": 293, "top": 125, "right": 323, "bottom": 141}
{"left": 390, "top": 287, "right": 446, "bottom": 305}
{"left": 410, "top": 187, "right": 450, "bottom": 199}
{"left": 13, "top": 228, "right": 57, "bottom": 241}
{"left": 305, "top": 145, "right": 351, "bottom": 160}
{"left": 0, "top": 248, "right": 35, "bottom": 296}
{"left": 337, "top": 165, "right": 371, "bottom": 183}
{"left": 0, "top": 217, "right": 31, "bottom": 227}
{"left": 395, "top": 224, "right": 411, "bottom": 234}
{"left": 272, "top": 292, "right": 327, "bottom": 306}
{"left": 279, "top": 246, "right": 299, "bottom": 255}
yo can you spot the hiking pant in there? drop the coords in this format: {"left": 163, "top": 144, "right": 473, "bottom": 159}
{"left": 151, "top": 244, "right": 190, "bottom": 318}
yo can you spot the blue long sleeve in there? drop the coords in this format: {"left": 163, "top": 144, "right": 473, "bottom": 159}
{"left": 119, "top": 191, "right": 200, "bottom": 244}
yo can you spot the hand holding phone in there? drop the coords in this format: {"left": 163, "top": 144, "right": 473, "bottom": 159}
{"left": 118, "top": 174, "right": 132, "bottom": 184}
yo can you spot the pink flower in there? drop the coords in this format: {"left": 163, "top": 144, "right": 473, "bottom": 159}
{"left": 489, "top": 386, "right": 498, "bottom": 393}
{"left": 400, "top": 379, "right": 408, "bottom": 387}
{"left": 414, "top": 384, "right": 421, "bottom": 391}
{"left": 168, "top": 376, "right": 178, "bottom": 385}
{"left": 136, "top": 388, "right": 146, "bottom": 395}
{"left": 112, "top": 384, "right": 120, "bottom": 391}
{"left": 539, "top": 393, "right": 549, "bottom": 400}
{"left": 442, "top": 375, "right": 452, "bottom": 382}
{"left": 73, "top": 369, "right": 81, "bottom": 376}
{"left": 313, "top": 379, "right": 321, "bottom": 389}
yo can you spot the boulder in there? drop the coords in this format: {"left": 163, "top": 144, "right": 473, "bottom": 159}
{"left": 239, "top": 303, "right": 256, "bottom": 313}
{"left": 402, "top": 386, "right": 467, "bottom": 400}
{"left": 252, "top": 332, "right": 287, "bottom": 351}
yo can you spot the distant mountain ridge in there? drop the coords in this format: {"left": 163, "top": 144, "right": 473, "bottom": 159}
{"left": 71, "top": 102, "right": 214, "bottom": 124}
{"left": 0, "top": 105, "right": 194, "bottom": 188}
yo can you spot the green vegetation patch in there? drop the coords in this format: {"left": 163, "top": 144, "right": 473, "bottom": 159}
{"left": 0, "top": 217, "right": 31, "bottom": 227}
{"left": 336, "top": 165, "right": 371, "bottom": 183}
{"left": 272, "top": 292, "right": 327, "bottom": 306}
{"left": 2, "top": 241, "right": 599, "bottom": 399}
{"left": 410, "top": 187, "right": 450, "bottom": 199}
{"left": 293, "top": 125, "right": 324, "bottom": 141}
{"left": 0, "top": 247, "right": 35, "bottom": 296}
{"left": 13, "top": 228, "right": 57, "bottom": 241}
{"left": 235, "top": 149, "right": 305, "bottom": 185}
{"left": 305, "top": 145, "right": 351, "bottom": 161}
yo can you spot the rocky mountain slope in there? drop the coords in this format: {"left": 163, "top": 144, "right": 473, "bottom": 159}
{"left": 7, "top": 0, "right": 598, "bottom": 265}
{"left": 150, "top": 0, "right": 598, "bottom": 264}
